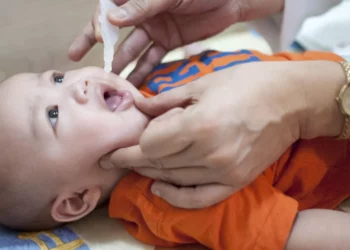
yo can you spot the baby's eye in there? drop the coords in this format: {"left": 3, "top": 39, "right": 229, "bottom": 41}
{"left": 53, "top": 73, "right": 64, "bottom": 85}
{"left": 47, "top": 106, "right": 59, "bottom": 129}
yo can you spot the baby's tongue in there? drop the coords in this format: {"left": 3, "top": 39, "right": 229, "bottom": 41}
{"left": 106, "top": 95, "right": 122, "bottom": 111}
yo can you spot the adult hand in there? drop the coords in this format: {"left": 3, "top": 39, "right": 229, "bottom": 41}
{"left": 68, "top": 0, "right": 284, "bottom": 86}
{"left": 100, "top": 60, "right": 346, "bottom": 209}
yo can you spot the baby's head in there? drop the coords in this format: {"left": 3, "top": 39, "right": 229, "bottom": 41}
{"left": 0, "top": 67, "right": 149, "bottom": 231}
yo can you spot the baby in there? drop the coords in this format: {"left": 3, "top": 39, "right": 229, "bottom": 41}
{"left": 1, "top": 49, "right": 350, "bottom": 250}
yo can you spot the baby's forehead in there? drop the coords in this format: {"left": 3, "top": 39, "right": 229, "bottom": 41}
{"left": 0, "top": 73, "right": 39, "bottom": 107}
{"left": 1, "top": 73, "right": 38, "bottom": 88}
{"left": 0, "top": 72, "right": 38, "bottom": 139}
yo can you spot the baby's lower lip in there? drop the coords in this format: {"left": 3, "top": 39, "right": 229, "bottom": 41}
{"left": 113, "top": 90, "right": 134, "bottom": 112}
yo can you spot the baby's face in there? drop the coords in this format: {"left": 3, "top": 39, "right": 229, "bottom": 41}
{"left": 0, "top": 67, "right": 149, "bottom": 203}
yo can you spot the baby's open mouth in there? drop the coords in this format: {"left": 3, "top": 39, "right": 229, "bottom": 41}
{"left": 101, "top": 87, "right": 134, "bottom": 112}
{"left": 104, "top": 90, "right": 122, "bottom": 112}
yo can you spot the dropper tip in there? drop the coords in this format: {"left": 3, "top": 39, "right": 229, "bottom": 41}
{"left": 104, "top": 64, "right": 112, "bottom": 73}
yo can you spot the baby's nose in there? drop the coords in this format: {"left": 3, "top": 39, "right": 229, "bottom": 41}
{"left": 71, "top": 79, "right": 89, "bottom": 104}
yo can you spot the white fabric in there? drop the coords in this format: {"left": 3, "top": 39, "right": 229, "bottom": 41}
{"left": 69, "top": 207, "right": 154, "bottom": 250}
{"left": 296, "top": 0, "right": 350, "bottom": 60}
{"left": 250, "top": 0, "right": 341, "bottom": 52}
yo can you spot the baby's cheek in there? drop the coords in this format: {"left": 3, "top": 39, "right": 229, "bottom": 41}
{"left": 66, "top": 109, "right": 148, "bottom": 161}
{"left": 68, "top": 113, "right": 107, "bottom": 138}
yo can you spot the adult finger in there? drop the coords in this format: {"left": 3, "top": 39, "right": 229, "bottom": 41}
{"left": 100, "top": 145, "right": 144, "bottom": 169}
{"left": 111, "top": 27, "right": 151, "bottom": 74}
{"left": 114, "top": 0, "right": 129, "bottom": 5}
{"left": 135, "top": 82, "right": 199, "bottom": 116}
{"left": 151, "top": 182, "right": 236, "bottom": 209}
{"left": 100, "top": 130, "right": 198, "bottom": 170}
{"left": 68, "top": 20, "right": 98, "bottom": 62}
{"left": 127, "top": 43, "right": 167, "bottom": 87}
{"left": 107, "top": 0, "right": 175, "bottom": 27}
{"left": 134, "top": 167, "right": 213, "bottom": 186}
{"left": 140, "top": 107, "right": 197, "bottom": 158}
{"left": 93, "top": 5, "right": 103, "bottom": 43}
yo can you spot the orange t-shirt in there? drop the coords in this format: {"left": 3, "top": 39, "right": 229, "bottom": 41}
{"left": 109, "top": 50, "right": 350, "bottom": 250}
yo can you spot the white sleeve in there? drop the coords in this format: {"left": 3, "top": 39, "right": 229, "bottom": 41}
{"left": 296, "top": 0, "right": 350, "bottom": 60}
{"left": 249, "top": 0, "right": 341, "bottom": 52}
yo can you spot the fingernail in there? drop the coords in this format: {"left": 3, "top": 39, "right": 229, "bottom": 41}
{"left": 100, "top": 157, "right": 114, "bottom": 169}
{"left": 110, "top": 8, "right": 127, "bottom": 20}
{"left": 151, "top": 187, "right": 161, "bottom": 197}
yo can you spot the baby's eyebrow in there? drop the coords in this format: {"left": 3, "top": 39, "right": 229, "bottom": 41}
{"left": 29, "top": 99, "right": 39, "bottom": 140}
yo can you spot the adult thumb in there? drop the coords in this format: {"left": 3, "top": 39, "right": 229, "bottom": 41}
{"left": 108, "top": 0, "right": 175, "bottom": 27}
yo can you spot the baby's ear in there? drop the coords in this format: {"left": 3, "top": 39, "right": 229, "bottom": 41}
{"left": 51, "top": 187, "right": 102, "bottom": 223}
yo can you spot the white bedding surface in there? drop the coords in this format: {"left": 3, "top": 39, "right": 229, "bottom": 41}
{"left": 69, "top": 206, "right": 154, "bottom": 250}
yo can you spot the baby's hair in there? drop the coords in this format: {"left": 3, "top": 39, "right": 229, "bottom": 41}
{"left": 0, "top": 175, "right": 58, "bottom": 231}
{"left": 0, "top": 160, "right": 58, "bottom": 231}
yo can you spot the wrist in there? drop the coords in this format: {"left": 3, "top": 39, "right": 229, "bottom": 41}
{"left": 297, "top": 61, "right": 346, "bottom": 139}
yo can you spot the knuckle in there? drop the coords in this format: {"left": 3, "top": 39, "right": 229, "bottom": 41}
{"left": 84, "top": 21, "right": 96, "bottom": 46}
{"left": 148, "top": 158, "right": 165, "bottom": 169}
{"left": 194, "top": 116, "right": 218, "bottom": 136}
{"left": 129, "top": 0, "right": 150, "bottom": 14}
{"left": 188, "top": 91, "right": 200, "bottom": 104}
{"left": 136, "top": 55, "right": 149, "bottom": 68}
{"left": 111, "top": 155, "right": 129, "bottom": 168}
{"left": 207, "top": 151, "right": 232, "bottom": 168}
{"left": 168, "top": 0, "right": 193, "bottom": 12}
{"left": 128, "top": 71, "right": 145, "bottom": 85}
{"left": 159, "top": 169, "right": 176, "bottom": 183}
{"left": 121, "top": 44, "right": 138, "bottom": 59}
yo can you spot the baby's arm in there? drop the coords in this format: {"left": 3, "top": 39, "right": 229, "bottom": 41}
{"left": 286, "top": 209, "right": 350, "bottom": 250}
